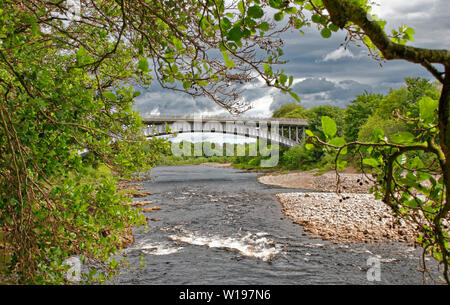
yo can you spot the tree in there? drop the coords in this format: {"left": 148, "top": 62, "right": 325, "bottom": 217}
{"left": 343, "top": 92, "right": 382, "bottom": 142}
{"left": 282, "top": 0, "right": 449, "bottom": 283}
{"left": 272, "top": 104, "right": 305, "bottom": 118}
{"left": 303, "top": 105, "right": 345, "bottom": 138}
{"left": 0, "top": 0, "right": 289, "bottom": 283}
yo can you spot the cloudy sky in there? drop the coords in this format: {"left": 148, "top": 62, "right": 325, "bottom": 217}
{"left": 134, "top": 0, "right": 450, "bottom": 118}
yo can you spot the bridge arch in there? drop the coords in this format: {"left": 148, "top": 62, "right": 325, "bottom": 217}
{"left": 141, "top": 116, "right": 308, "bottom": 148}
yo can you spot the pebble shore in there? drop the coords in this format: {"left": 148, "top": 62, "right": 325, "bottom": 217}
{"left": 276, "top": 192, "right": 417, "bottom": 243}
{"left": 262, "top": 171, "right": 419, "bottom": 243}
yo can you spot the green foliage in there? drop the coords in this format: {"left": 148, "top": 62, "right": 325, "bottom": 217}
{"left": 305, "top": 97, "right": 448, "bottom": 283}
{"left": 280, "top": 146, "right": 304, "bottom": 170}
{"left": 273, "top": 104, "right": 345, "bottom": 139}
{"left": 321, "top": 116, "right": 337, "bottom": 139}
{"left": 272, "top": 104, "right": 345, "bottom": 168}
{"left": 343, "top": 92, "right": 382, "bottom": 142}
{"left": 358, "top": 115, "right": 409, "bottom": 142}
{"left": 272, "top": 104, "right": 305, "bottom": 118}
{"left": 0, "top": 1, "right": 172, "bottom": 284}
{"left": 280, "top": 145, "right": 322, "bottom": 170}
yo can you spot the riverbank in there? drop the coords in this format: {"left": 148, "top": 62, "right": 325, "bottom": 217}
{"left": 259, "top": 170, "right": 418, "bottom": 244}
{"left": 276, "top": 192, "right": 417, "bottom": 243}
{"left": 115, "top": 165, "right": 439, "bottom": 285}
{"left": 258, "top": 169, "right": 373, "bottom": 193}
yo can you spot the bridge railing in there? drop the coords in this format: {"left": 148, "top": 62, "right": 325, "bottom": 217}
{"left": 141, "top": 114, "right": 308, "bottom": 126}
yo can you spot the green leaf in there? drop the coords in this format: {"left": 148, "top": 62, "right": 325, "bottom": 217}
{"left": 372, "top": 129, "right": 384, "bottom": 142}
{"left": 269, "top": 0, "right": 284, "bottom": 9}
{"left": 76, "top": 46, "right": 92, "bottom": 65}
{"left": 264, "top": 63, "right": 272, "bottom": 75}
{"left": 248, "top": 6, "right": 264, "bottom": 19}
{"left": 138, "top": 57, "right": 149, "bottom": 72}
{"left": 103, "top": 91, "right": 117, "bottom": 102}
{"left": 305, "top": 143, "right": 314, "bottom": 150}
{"left": 274, "top": 12, "right": 284, "bottom": 21}
{"left": 337, "top": 160, "right": 347, "bottom": 170}
{"left": 321, "top": 116, "right": 337, "bottom": 138}
{"left": 329, "top": 24, "right": 339, "bottom": 32}
{"left": 363, "top": 158, "right": 379, "bottom": 167}
{"left": 419, "top": 96, "right": 438, "bottom": 123}
{"left": 289, "top": 91, "right": 300, "bottom": 102}
{"left": 321, "top": 28, "right": 332, "bottom": 38}
{"left": 312, "top": 0, "right": 324, "bottom": 7}
{"left": 404, "top": 27, "right": 415, "bottom": 39}
{"left": 329, "top": 137, "right": 346, "bottom": 147}
{"left": 172, "top": 37, "right": 183, "bottom": 50}
{"left": 238, "top": 1, "right": 245, "bottom": 14}
{"left": 220, "top": 18, "right": 232, "bottom": 31}
{"left": 221, "top": 51, "right": 235, "bottom": 68}
{"left": 304, "top": 3, "right": 314, "bottom": 10}
{"left": 390, "top": 131, "right": 415, "bottom": 144}
{"left": 228, "top": 26, "right": 243, "bottom": 42}
{"left": 183, "top": 80, "right": 192, "bottom": 89}
{"left": 285, "top": 7, "right": 297, "bottom": 14}
{"left": 305, "top": 129, "right": 314, "bottom": 137}
{"left": 257, "top": 22, "right": 270, "bottom": 32}
{"left": 311, "top": 14, "right": 321, "bottom": 24}
{"left": 410, "top": 156, "right": 424, "bottom": 169}
{"left": 406, "top": 199, "right": 419, "bottom": 208}
{"left": 330, "top": 137, "right": 347, "bottom": 154}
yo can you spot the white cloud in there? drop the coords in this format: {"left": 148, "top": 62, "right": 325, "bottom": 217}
{"left": 321, "top": 46, "right": 355, "bottom": 62}
{"left": 370, "top": 0, "right": 428, "bottom": 18}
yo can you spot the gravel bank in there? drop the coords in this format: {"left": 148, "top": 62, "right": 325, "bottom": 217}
{"left": 276, "top": 192, "right": 417, "bottom": 243}
{"left": 261, "top": 171, "right": 419, "bottom": 243}
{"left": 258, "top": 171, "right": 373, "bottom": 193}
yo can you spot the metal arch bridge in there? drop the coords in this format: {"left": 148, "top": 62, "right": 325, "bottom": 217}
{"left": 141, "top": 116, "right": 308, "bottom": 148}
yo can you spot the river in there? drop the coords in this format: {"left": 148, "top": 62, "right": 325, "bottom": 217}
{"left": 114, "top": 165, "right": 438, "bottom": 285}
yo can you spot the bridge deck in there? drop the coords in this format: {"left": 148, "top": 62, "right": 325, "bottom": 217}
{"left": 142, "top": 116, "right": 308, "bottom": 126}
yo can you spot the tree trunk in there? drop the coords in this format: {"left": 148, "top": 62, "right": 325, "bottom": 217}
{"left": 439, "top": 66, "right": 449, "bottom": 220}
{"left": 435, "top": 66, "right": 450, "bottom": 284}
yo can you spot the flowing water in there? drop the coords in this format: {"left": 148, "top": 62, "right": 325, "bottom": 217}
{"left": 114, "top": 165, "right": 439, "bottom": 285}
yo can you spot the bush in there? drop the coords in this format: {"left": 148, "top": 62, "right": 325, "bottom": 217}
{"left": 281, "top": 145, "right": 323, "bottom": 170}
{"left": 358, "top": 115, "right": 409, "bottom": 142}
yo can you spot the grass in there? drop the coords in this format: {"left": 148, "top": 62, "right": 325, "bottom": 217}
{"left": 157, "top": 154, "right": 235, "bottom": 166}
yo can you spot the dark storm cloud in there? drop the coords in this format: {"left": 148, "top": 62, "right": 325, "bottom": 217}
{"left": 133, "top": 87, "right": 225, "bottom": 116}
{"left": 293, "top": 77, "right": 335, "bottom": 94}
{"left": 133, "top": 0, "right": 449, "bottom": 117}
{"left": 270, "top": 77, "right": 376, "bottom": 110}
{"left": 372, "top": 0, "right": 450, "bottom": 49}
{"left": 133, "top": 78, "right": 268, "bottom": 116}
